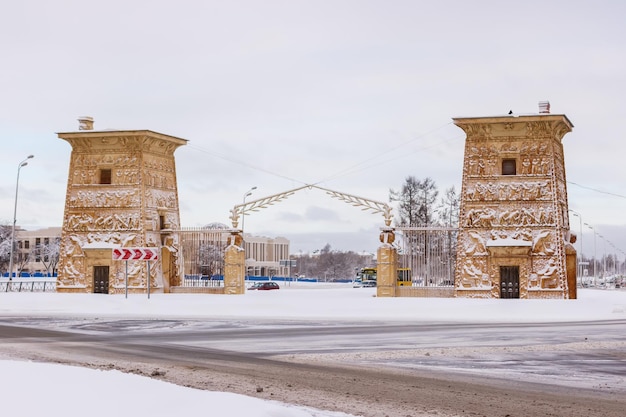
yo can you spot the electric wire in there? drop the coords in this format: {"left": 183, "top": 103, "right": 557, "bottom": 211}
{"left": 314, "top": 122, "right": 456, "bottom": 185}
{"left": 567, "top": 181, "right": 626, "bottom": 200}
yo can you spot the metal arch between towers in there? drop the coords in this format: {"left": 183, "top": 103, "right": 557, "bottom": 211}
{"left": 229, "top": 184, "right": 393, "bottom": 229}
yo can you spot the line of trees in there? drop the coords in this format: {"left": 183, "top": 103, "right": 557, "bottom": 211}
{"left": 389, "top": 176, "right": 460, "bottom": 283}
{"left": 293, "top": 244, "right": 374, "bottom": 281}
{"left": 389, "top": 176, "right": 460, "bottom": 227}
{"left": 0, "top": 225, "right": 12, "bottom": 274}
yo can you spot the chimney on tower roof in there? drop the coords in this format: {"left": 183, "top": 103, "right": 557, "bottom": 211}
{"left": 78, "top": 116, "right": 94, "bottom": 130}
{"left": 538, "top": 101, "right": 550, "bottom": 114}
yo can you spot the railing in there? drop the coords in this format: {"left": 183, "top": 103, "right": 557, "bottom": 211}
{"left": 182, "top": 275, "right": 224, "bottom": 287}
{"left": 1, "top": 278, "right": 57, "bottom": 293}
{"left": 395, "top": 227, "right": 458, "bottom": 287}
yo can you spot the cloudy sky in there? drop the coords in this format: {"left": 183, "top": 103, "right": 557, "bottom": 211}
{"left": 1, "top": 0, "right": 625, "bottom": 256}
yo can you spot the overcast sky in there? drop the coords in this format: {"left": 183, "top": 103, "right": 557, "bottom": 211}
{"left": 1, "top": 0, "right": 625, "bottom": 256}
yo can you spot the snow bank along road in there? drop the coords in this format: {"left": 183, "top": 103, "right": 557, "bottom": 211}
{"left": 1, "top": 316, "right": 626, "bottom": 417}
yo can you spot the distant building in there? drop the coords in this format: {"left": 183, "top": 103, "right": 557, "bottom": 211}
{"left": 13, "top": 227, "right": 61, "bottom": 276}
{"left": 244, "top": 233, "right": 290, "bottom": 277}
{"left": 179, "top": 224, "right": 290, "bottom": 279}
{"left": 12, "top": 225, "right": 289, "bottom": 281}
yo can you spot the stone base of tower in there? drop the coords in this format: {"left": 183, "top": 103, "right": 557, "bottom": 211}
{"left": 56, "top": 286, "right": 90, "bottom": 294}
{"left": 455, "top": 243, "right": 571, "bottom": 300}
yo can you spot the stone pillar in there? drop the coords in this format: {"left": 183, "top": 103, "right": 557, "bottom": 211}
{"left": 376, "top": 228, "right": 397, "bottom": 297}
{"left": 223, "top": 232, "right": 245, "bottom": 294}
{"left": 565, "top": 233, "right": 578, "bottom": 299}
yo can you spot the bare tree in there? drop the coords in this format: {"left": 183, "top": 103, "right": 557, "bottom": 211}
{"left": 36, "top": 237, "right": 61, "bottom": 276}
{"left": 390, "top": 176, "right": 439, "bottom": 226}
{"left": 389, "top": 176, "right": 420, "bottom": 226}
{"left": 15, "top": 249, "right": 33, "bottom": 277}
{"left": 390, "top": 177, "right": 439, "bottom": 279}
{"left": 198, "top": 242, "right": 224, "bottom": 278}
{"left": 436, "top": 185, "right": 460, "bottom": 227}
{"left": 296, "top": 244, "right": 372, "bottom": 281}
{"left": 0, "top": 224, "right": 12, "bottom": 275}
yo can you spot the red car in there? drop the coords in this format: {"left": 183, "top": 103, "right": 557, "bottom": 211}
{"left": 248, "top": 282, "right": 280, "bottom": 291}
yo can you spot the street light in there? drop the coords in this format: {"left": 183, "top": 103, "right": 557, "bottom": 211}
{"left": 242, "top": 186, "right": 257, "bottom": 280}
{"left": 597, "top": 233, "right": 607, "bottom": 278}
{"left": 241, "top": 186, "right": 257, "bottom": 236}
{"left": 584, "top": 222, "right": 597, "bottom": 286}
{"left": 8, "top": 155, "right": 34, "bottom": 281}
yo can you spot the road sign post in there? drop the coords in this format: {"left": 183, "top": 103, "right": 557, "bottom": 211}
{"left": 112, "top": 248, "right": 159, "bottom": 298}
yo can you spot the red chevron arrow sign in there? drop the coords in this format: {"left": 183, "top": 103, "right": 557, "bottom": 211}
{"left": 112, "top": 247, "right": 159, "bottom": 261}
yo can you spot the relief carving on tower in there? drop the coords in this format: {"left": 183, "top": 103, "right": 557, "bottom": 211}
{"left": 464, "top": 204, "right": 555, "bottom": 228}
{"left": 459, "top": 257, "right": 490, "bottom": 289}
{"left": 145, "top": 189, "right": 178, "bottom": 209}
{"left": 464, "top": 180, "right": 551, "bottom": 201}
{"left": 65, "top": 212, "right": 142, "bottom": 232}
{"left": 68, "top": 190, "right": 141, "bottom": 208}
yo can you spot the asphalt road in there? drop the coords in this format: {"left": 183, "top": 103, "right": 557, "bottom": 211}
{"left": 1, "top": 318, "right": 626, "bottom": 416}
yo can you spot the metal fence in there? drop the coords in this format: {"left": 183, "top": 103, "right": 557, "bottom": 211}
{"left": 182, "top": 275, "right": 224, "bottom": 287}
{"left": 1, "top": 278, "right": 57, "bottom": 293}
{"left": 395, "top": 227, "right": 458, "bottom": 287}
{"left": 179, "top": 227, "right": 230, "bottom": 281}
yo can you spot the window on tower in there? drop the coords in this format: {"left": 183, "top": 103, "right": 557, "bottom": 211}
{"left": 99, "top": 169, "right": 112, "bottom": 184}
{"left": 502, "top": 159, "right": 517, "bottom": 175}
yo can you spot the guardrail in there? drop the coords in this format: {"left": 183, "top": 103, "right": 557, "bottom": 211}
{"left": 1, "top": 279, "right": 57, "bottom": 293}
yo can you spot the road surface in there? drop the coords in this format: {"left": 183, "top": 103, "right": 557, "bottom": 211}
{"left": 1, "top": 317, "right": 625, "bottom": 417}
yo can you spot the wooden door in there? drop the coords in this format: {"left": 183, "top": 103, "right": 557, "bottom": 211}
{"left": 500, "top": 266, "right": 519, "bottom": 299}
{"left": 93, "top": 266, "right": 109, "bottom": 294}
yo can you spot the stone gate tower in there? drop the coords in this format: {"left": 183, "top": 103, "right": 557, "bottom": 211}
{"left": 56, "top": 117, "right": 188, "bottom": 294}
{"left": 454, "top": 103, "right": 577, "bottom": 299}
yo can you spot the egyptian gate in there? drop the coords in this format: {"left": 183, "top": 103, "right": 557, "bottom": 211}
{"left": 454, "top": 105, "right": 577, "bottom": 299}
{"left": 56, "top": 117, "right": 187, "bottom": 294}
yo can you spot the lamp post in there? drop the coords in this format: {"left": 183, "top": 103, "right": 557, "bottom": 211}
{"left": 8, "top": 155, "right": 34, "bottom": 281}
{"left": 241, "top": 186, "right": 257, "bottom": 236}
{"left": 584, "top": 222, "right": 597, "bottom": 286}
{"left": 597, "top": 233, "right": 607, "bottom": 279}
{"left": 242, "top": 186, "right": 257, "bottom": 280}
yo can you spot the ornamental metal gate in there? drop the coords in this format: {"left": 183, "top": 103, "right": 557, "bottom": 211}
{"left": 396, "top": 227, "right": 458, "bottom": 287}
{"left": 93, "top": 266, "right": 109, "bottom": 294}
{"left": 500, "top": 266, "right": 519, "bottom": 299}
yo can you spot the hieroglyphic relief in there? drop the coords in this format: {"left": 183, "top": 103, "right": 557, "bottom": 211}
{"left": 68, "top": 190, "right": 141, "bottom": 208}
{"left": 60, "top": 232, "right": 140, "bottom": 259}
{"left": 73, "top": 152, "right": 140, "bottom": 168}
{"left": 112, "top": 260, "right": 160, "bottom": 289}
{"left": 464, "top": 180, "right": 551, "bottom": 201}
{"left": 464, "top": 204, "right": 556, "bottom": 228}
{"left": 145, "top": 189, "right": 178, "bottom": 209}
{"left": 65, "top": 212, "right": 141, "bottom": 232}
{"left": 454, "top": 112, "right": 574, "bottom": 299}
{"left": 459, "top": 257, "right": 490, "bottom": 288}
{"left": 144, "top": 156, "right": 176, "bottom": 173}
{"left": 466, "top": 144, "right": 554, "bottom": 178}
{"left": 529, "top": 258, "right": 560, "bottom": 289}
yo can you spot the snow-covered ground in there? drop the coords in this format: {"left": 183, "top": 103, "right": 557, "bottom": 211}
{"left": 1, "top": 284, "right": 625, "bottom": 417}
